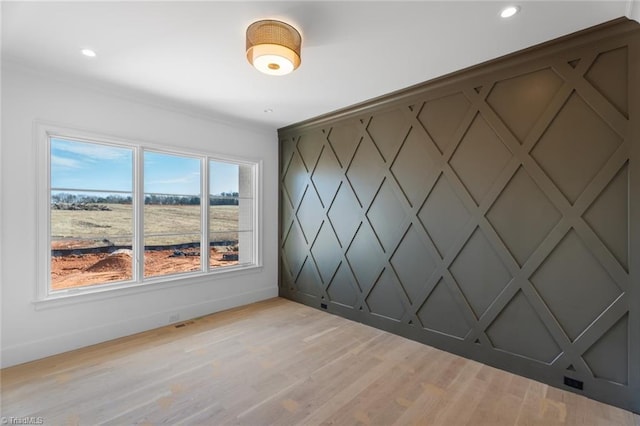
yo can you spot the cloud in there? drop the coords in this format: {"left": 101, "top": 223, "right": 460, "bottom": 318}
{"left": 51, "top": 155, "right": 82, "bottom": 169}
{"left": 51, "top": 138, "right": 131, "bottom": 162}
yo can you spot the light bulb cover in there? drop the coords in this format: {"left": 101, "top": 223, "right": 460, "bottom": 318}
{"left": 246, "top": 20, "right": 301, "bottom": 76}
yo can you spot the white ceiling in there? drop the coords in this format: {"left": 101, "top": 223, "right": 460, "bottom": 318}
{"left": 1, "top": 1, "right": 635, "bottom": 131}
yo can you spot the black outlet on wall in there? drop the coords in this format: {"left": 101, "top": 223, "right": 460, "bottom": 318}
{"left": 320, "top": 303, "right": 328, "bottom": 310}
{"left": 564, "top": 376, "right": 584, "bottom": 390}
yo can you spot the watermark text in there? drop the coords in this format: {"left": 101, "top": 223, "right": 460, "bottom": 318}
{"left": 1, "top": 417, "right": 45, "bottom": 425}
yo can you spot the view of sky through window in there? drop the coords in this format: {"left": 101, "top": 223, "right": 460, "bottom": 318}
{"left": 51, "top": 138, "right": 239, "bottom": 195}
{"left": 51, "top": 138, "right": 132, "bottom": 192}
{"left": 144, "top": 151, "right": 200, "bottom": 196}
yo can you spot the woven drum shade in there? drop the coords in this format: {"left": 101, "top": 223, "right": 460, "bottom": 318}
{"left": 246, "top": 20, "right": 301, "bottom": 76}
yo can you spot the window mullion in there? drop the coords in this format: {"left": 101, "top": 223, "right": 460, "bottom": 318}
{"left": 42, "top": 134, "right": 53, "bottom": 299}
{"left": 135, "top": 146, "right": 145, "bottom": 282}
{"left": 201, "top": 158, "right": 209, "bottom": 273}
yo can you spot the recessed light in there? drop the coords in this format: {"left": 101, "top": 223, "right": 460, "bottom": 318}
{"left": 81, "top": 49, "right": 96, "bottom": 58}
{"left": 500, "top": 6, "right": 520, "bottom": 18}
{"left": 264, "top": 108, "right": 273, "bottom": 113}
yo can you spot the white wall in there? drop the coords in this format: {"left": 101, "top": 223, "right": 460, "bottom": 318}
{"left": 629, "top": 0, "right": 640, "bottom": 23}
{"left": 0, "top": 63, "right": 279, "bottom": 368}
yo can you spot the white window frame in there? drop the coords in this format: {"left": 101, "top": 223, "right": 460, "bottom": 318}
{"left": 36, "top": 122, "right": 262, "bottom": 306}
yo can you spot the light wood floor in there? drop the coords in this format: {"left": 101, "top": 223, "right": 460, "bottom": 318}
{"left": 1, "top": 298, "right": 638, "bottom": 425}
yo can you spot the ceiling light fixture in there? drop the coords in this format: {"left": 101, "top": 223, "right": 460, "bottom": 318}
{"left": 81, "top": 48, "right": 96, "bottom": 57}
{"left": 500, "top": 5, "right": 520, "bottom": 18}
{"left": 246, "top": 20, "right": 301, "bottom": 76}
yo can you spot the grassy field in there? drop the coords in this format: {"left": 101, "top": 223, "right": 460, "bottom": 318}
{"left": 51, "top": 204, "right": 241, "bottom": 247}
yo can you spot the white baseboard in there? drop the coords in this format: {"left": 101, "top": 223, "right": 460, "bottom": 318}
{"left": 0, "top": 286, "right": 277, "bottom": 368}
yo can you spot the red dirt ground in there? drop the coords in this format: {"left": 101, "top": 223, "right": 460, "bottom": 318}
{"left": 51, "top": 246, "right": 238, "bottom": 290}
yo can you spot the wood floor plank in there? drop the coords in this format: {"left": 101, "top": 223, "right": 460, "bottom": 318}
{"left": 1, "top": 298, "right": 638, "bottom": 425}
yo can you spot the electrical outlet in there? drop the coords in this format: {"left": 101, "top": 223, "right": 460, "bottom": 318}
{"left": 169, "top": 313, "right": 180, "bottom": 324}
{"left": 564, "top": 376, "right": 584, "bottom": 390}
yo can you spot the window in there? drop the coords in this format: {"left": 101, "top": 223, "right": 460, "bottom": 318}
{"left": 50, "top": 138, "right": 135, "bottom": 290}
{"left": 209, "top": 161, "right": 254, "bottom": 269}
{"left": 40, "top": 126, "right": 259, "bottom": 299}
{"left": 144, "top": 151, "right": 202, "bottom": 278}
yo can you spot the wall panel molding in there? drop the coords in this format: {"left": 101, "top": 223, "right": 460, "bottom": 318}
{"left": 279, "top": 18, "right": 640, "bottom": 413}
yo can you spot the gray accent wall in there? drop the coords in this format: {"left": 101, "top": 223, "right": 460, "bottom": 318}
{"left": 278, "top": 18, "right": 640, "bottom": 413}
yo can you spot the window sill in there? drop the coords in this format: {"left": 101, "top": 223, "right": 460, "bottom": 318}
{"left": 32, "top": 264, "right": 263, "bottom": 311}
